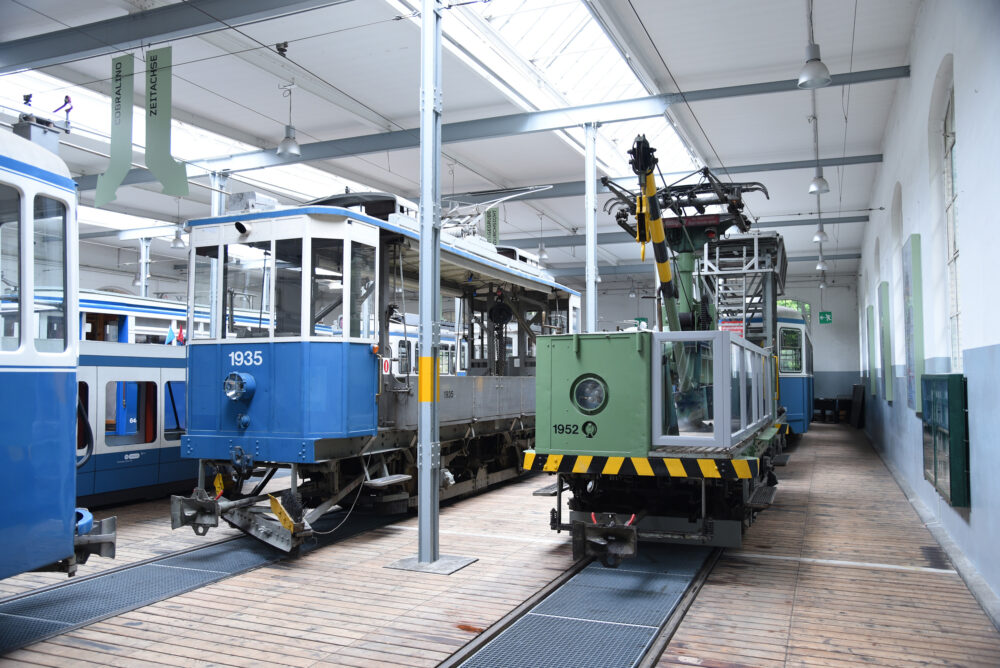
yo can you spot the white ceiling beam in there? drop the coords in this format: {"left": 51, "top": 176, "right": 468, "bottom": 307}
{"left": 504, "top": 216, "right": 867, "bottom": 249}
{"left": 440, "top": 155, "right": 882, "bottom": 204}
{"left": 548, "top": 253, "right": 862, "bottom": 277}
{"left": 0, "top": 0, "right": 354, "bottom": 74}
{"left": 75, "top": 67, "right": 908, "bottom": 191}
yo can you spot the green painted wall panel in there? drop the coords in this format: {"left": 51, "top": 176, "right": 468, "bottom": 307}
{"left": 903, "top": 234, "right": 925, "bottom": 411}
{"left": 878, "top": 281, "right": 893, "bottom": 403}
{"left": 867, "top": 304, "right": 877, "bottom": 396}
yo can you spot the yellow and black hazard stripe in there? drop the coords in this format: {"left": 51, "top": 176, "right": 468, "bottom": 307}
{"left": 522, "top": 451, "right": 759, "bottom": 480}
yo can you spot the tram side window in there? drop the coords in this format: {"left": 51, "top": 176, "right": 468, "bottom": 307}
{"left": 779, "top": 327, "right": 802, "bottom": 373}
{"left": 0, "top": 184, "right": 18, "bottom": 351}
{"left": 224, "top": 241, "right": 270, "bottom": 338}
{"left": 34, "top": 196, "right": 66, "bottom": 352}
{"left": 311, "top": 239, "right": 344, "bottom": 336}
{"left": 193, "top": 246, "right": 219, "bottom": 340}
{"left": 163, "top": 381, "right": 186, "bottom": 441}
{"left": 104, "top": 381, "right": 157, "bottom": 447}
{"left": 275, "top": 239, "right": 303, "bottom": 337}
{"left": 349, "top": 242, "right": 376, "bottom": 340}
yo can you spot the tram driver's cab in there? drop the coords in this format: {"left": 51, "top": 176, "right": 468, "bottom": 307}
{"left": 185, "top": 211, "right": 381, "bottom": 465}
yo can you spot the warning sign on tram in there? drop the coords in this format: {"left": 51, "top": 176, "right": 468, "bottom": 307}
{"left": 382, "top": 358, "right": 391, "bottom": 374}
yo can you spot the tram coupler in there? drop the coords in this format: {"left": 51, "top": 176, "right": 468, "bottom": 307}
{"left": 170, "top": 487, "right": 220, "bottom": 535}
{"left": 572, "top": 512, "right": 639, "bottom": 568}
{"left": 74, "top": 515, "right": 117, "bottom": 564}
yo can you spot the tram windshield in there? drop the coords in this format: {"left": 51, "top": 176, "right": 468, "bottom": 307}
{"left": 191, "top": 227, "right": 379, "bottom": 343}
{"left": 274, "top": 239, "right": 302, "bottom": 337}
{"left": 34, "top": 196, "right": 67, "bottom": 352}
{"left": 224, "top": 241, "right": 269, "bottom": 338}
{"left": 311, "top": 238, "right": 344, "bottom": 337}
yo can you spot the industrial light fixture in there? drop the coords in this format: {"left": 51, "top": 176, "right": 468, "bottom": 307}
{"left": 819, "top": 273, "right": 828, "bottom": 289}
{"left": 171, "top": 227, "right": 186, "bottom": 249}
{"left": 816, "top": 244, "right": 829, "bottom": 272}
{"left": 536, "top": 213, "right": 549, "bottom": 261}
{"left": 276, "top": 83, "right": 301, "bottom": 158}
{"left": 812, "top": 223, "right": 829, "bottom": 243}
{"left": 132, "top": 272, "right": 141, "bottom": 287}
{"left": 808, "top": 167, "right": 830, "bottom": 194}
{"left": 806, "top": 90, "right": 830, "bottom": 196}
{"left": 797, "top": 0, "right": 831, "bottom": 89}
{"left": 628, "top": 280, "right": 637, "bottom": 299}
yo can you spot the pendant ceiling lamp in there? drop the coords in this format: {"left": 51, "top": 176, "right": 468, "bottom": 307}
{"left": 797, "top": 0, "right": 832, "bottom": 89}
{"left": 276, "top": 83, "right": 301, "bottom": 158}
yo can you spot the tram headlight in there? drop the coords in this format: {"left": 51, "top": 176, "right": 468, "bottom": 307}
{"left": 223, "top": 371, "right": 256, "bottom": 402}
{"left": 571, "top": 375, "right": 608, "bottom": 415}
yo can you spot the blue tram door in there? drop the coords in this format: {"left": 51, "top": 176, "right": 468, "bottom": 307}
{"left": 113, "top": 382, "right": 140, "bottom": 437}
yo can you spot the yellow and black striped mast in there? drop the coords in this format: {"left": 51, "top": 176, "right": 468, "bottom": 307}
{"left": 628, "top": 136, "right": 682, "bottom": 334}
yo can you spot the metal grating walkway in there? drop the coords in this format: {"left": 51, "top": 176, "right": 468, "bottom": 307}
{"left": 0, "top": 510, "right": 394, "bottom": 654}
{"left": 460, "top": 545, "right": 711, "bottom": 668}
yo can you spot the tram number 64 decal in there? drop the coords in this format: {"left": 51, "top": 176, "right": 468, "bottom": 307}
{"left": 229, "top": 350, "right": 263, "bottom": 366}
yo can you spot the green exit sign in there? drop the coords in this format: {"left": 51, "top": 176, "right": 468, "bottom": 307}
{"left": 819, "top": 311, "right": 833, "bottom": 324}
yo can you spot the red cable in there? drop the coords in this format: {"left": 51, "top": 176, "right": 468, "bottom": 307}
{"left": 625, "top": 513, "right": 636, "bottom": 527}
{"left": 591, "top": 512, "right": 597, "bottom": 524}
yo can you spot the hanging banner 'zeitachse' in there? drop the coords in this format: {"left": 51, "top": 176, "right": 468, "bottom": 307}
{"left": 144, "top": 47, "right": 188, "bottom": 197}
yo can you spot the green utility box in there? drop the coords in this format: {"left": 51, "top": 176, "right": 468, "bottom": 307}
{"left": 535, "top": 332, "right": 651, "bottom": 458}
{"left": 921, "top": 374, "right": 969, "bottom": 507}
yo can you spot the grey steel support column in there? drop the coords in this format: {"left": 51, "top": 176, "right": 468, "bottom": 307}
{"left": 387, "top": 0, "right": 475, "bottom": 576}
{"left": 417, "top": 0, "right": 443, "bottom": 565}
{"left": 210, "top": 171, "right": 229, "bottom": 217}
{"left": 138, "top": 237, "right": 151, "bottom": 298}
{"left": 584, "top": 122, "right": 598, "bottom": 332}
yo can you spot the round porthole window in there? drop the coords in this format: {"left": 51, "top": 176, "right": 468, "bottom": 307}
{"left": 571, "top": 374, "right": 608, "bottom": 415}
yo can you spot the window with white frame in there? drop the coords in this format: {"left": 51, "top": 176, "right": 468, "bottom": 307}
{"left": 943, "top": 90, "right": 961, "bottom": 372}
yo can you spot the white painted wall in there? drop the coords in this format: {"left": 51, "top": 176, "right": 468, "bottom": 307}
{"left": 591, "top": 287, "right": 659, "bottom": 331}
{"left": 858, "top": 0, "right": 1000, "bottom": 603}
{"left": 784, "top": 278, "right": 860, "bottom": 397}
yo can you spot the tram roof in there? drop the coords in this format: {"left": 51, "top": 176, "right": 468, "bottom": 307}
{"left": 188, "top": 205, "right": 580, "bottom": 298}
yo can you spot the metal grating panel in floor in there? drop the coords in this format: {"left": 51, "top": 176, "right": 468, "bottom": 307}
{"left": 0, "top": 509, "right": 396, "bottom": 654}
{"left": 460, "top": 545, "right": 711, "bottom": 668}
{"left": 462, "top": 614, "right": 656, "bottom": 668}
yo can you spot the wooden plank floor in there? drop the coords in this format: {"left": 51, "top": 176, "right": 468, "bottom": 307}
{"left": 1, "top": 474, "right": 574, "bottom": 667}
{"left": 5, "top": 423, "right": 999, "bottom": 667}
{"left": 659, "top": 422, "right": 1000, "bottom": 668}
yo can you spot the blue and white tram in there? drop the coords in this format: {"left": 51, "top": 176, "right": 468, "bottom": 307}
{"left": 75, "top": 289, "right": 196, "bottom": 505}
{"left": 0, "top": 126, "right": 114, "bottom": 579}
{"left": 776, "top": 305, "right": 814, "bottom": 434}
{"left": 171, "top": 193, "right": 580, "bottom": 550}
